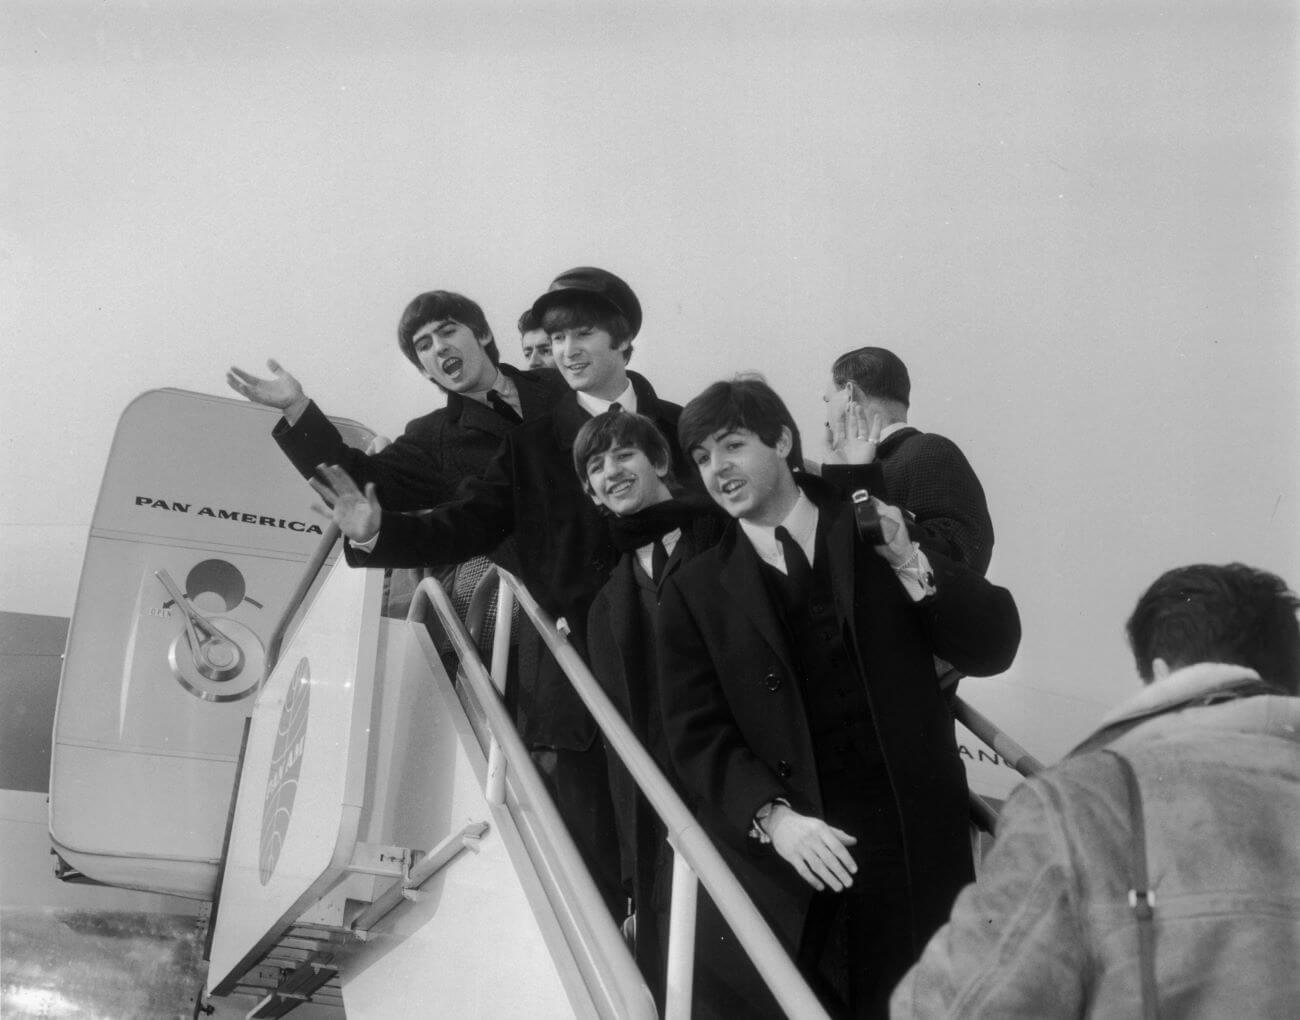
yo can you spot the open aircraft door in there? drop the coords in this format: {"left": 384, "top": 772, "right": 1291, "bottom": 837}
{"left": 49, "top": 389, "right": 372, "bottom": 899}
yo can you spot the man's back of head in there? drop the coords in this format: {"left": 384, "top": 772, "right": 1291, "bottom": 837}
{"left": 1126, "top": 563, "right": 1300, "bottom": 694}
{"left": 831, "top": 346, "right": 911, "bottom": 408}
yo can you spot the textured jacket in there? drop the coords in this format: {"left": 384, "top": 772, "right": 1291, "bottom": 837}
{"left": 891, "top": 662, "right": 1300, "bottom": 1019}
{"left": 825, "top": 426, "right": 994, "bottom": 575}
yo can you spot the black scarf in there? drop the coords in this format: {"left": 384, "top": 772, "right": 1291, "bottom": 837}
{"left": 606, "top": 492, "right": 723, "bottom": 554}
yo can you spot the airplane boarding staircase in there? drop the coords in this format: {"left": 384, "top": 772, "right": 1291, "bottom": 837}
{"left": 47, "top": 390, "right": 1042, "bottom": 1019}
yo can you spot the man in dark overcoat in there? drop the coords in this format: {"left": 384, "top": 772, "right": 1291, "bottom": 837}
{"left": 659, "top": 378, "right": 1021, "bottom": 1019}
{"left": 574, "top": 409, "right": 727, "bottom": 1001}
{"left": 821, "top": 346, "right": 994, "bottom": 575}
{"left": 310, "top": 268, "right": 690, "bottom": 917}
{"left": 228, "top": 289, "right": 565, "bottom": 512}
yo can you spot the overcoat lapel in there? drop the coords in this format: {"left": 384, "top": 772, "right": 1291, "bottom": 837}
{"left": 658, "top": 542, "right": 686, "bottom": 588}
{"left": 604, "top": 557, "right": 639, "bottom": 683}
{"left": 717, "top": 528, "right": 797, "bottom": 678}
{"left": 822, "top": 498, "right": 860, "bottom": 632}
{"left": 550, "top": 392, "right": 589, "bottom": 451}
{"left": 450, "top": 394, "right": 514, "bottom": 442}
{"left": 516, "top": 366, "right": 564, "bottom": 419}
{"left": 811, "top": 485, "right": 879, "bottom": 685}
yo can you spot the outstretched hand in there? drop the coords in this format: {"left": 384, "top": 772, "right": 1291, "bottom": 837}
{"left": 767, "top": 805, "right": 858, "bottom": 892}
{"left": 309, "top": 464, "right": 382, "bottom": 545}
{"left": 825, "top": 401, "right": 883, "bottom": 465}
{"left": 227, "top": 359, "right": 310, "bottom": 420}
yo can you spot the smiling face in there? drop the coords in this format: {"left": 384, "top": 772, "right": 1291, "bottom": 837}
{"left": 584, "top": 443, "right": 672, "bottom": 516}
{"left": 411, "top": 318, "right": 497, "bottom": 393}
{"left": 551, "top": 325, "right": 630, "bottom": 399}
{"left": 691, "top": 426, "right": 799, "bottom": 527}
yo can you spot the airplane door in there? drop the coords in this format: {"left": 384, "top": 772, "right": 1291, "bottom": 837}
{"left": 49, "top": 389, "right": 373, "bottom": 899}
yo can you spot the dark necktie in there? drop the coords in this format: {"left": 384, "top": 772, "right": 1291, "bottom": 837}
{"left": 775, "top": 525, "right": 812, "bottom": 594}
{"left": 650, "top": 538, "right": 669, "bottom": 582}
{"left": 486, "top": 390, "right": 522, "bottom": 425}
{"left": 608, "top": 402, "right": 623, "bottom": 414}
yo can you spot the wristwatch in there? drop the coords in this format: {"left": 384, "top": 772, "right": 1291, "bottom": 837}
{"left": 750, "top": 798, "right": 789, "bottom": 844}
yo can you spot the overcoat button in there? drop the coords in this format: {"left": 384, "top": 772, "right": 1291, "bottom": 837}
{"left": 776, "top": 760, "right": 792, "bottom": 778}
{"left": 764, "top": 672, "right": 782, "bottom": 692}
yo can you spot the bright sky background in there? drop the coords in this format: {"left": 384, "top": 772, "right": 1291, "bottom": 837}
{"left": 3, "top": 0, "right": 1296, "bottom": 762}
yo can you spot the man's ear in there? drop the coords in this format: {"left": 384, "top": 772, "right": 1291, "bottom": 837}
{"left": 654, "top": 458, "right": 670, "bottom": 479}
{"left": 1150, "top": 657, "right": 1172, "bottom": 682}
{"left": 774, "top": 426, "right": 793, "bottom": 459}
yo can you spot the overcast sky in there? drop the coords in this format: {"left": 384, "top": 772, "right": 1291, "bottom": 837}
{"left": 2, "top": 0, "right": 1296, "bottom": 764}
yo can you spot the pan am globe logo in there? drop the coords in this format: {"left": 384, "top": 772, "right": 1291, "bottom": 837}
{"left": 259, "top": 657, "right": 311, "bottom": 885}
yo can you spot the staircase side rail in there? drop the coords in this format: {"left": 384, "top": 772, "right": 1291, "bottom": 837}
{"left": 484, "top": 569, "right": 833, "bottom": 1020}
{"left": 461, "top": 565, "right": 1030, "bottom": 972}
{"left": 968, "top": 790, "right": 999, "bottom": 836}
{"left": 264, "top": 523, "right": 341, "bottom": 676}
{"left": 406, "top": 577, "right": 656, "bottom": 1020}
{"left": 206, "top": 525, "right": 338, "bottom": 969}
{"left": 951, "top": 696, "right": 1046, "bottom": 778}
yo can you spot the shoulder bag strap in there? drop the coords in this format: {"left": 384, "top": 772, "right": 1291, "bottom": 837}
{"left": 1101, "top": 748, "right": 1159, "bottom": 1020}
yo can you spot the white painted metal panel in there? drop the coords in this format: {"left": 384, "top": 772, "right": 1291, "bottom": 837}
{"left": 49, "top": 388, "right": 372, "bottom": 898}
{"left": 206, "top": 554, "right": 382, "bottom": 991}
{"left": 339, "top": 626, "right": 589, "bottom": 1019}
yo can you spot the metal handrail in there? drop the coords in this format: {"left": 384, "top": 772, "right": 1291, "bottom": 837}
{"left": 429, "top": 566, "right": 832, "bottom": 1020}
{"left": 967, "top": 790, "right": 1000, "bottom": 835}
{"left": 952, "top": 697, "right": 1046, "bottom": 777}
{"left": 351, "top": 821, "right": 490, "bottom": 936}
{"left": 427, "top": 558, "right": 1044, "bottom": 1012}
{"left": 407, "top": 577, "right": 657, "bottom": 1020}
{"left": 264, "top": 523, "right": 342, "bottom": 676}
{"left": 264, "top": 431, "right": 387, "bottom": 676}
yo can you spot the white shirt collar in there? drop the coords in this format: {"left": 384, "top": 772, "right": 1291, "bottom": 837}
{"left": 576, "top": 380, "right": 637, "bottom": 418}
{"left": 739, "top": 491, "right": 819, "bottom": 572}
{"left": 635, "top": 528, "right": 681, "bottom": 577}
{"left": 462, "top": 369, "right": 515, "bottom": 407}
{"left": 880, "top": 421, "right": 909, "bottom": 441}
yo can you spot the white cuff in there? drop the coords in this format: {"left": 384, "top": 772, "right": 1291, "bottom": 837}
{"left": 893, "top": 545, "right": 936, "bottom": 601}
{"left": 750, "top": 797, "right": 791, "bottom": 844}
{"left": 350, "top": 527, "right": 381, "bottom": 553}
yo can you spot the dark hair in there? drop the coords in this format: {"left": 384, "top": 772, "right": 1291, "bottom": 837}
{"left": 572, "top": 411, "right": 675, "bottom": 490}
{"left": 540, "top": 296, "right": 635, "bottom": 361}
{"left": 830, "top": 346, "right": 911, "bottom": 407}
{"left": 517, "top": 307, "right": 542, "bottom": 334}
{"left": 678, "top": 376, "right": 803, "bottom": 470}
{"left": 396, "top": 291, "right": 500, "bottom": 379}
{"left": 1126, "top": 563, "right": 1300, "bottom": 692}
